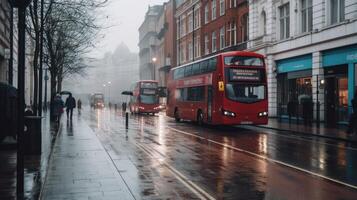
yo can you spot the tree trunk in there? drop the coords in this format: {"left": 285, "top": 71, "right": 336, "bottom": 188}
{"left": 49, "top": 71, "right": 57, "bottom": 121}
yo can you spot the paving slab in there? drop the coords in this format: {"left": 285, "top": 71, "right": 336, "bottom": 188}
{"left": 41, "top": 118, "right": 135, "bottom": 200}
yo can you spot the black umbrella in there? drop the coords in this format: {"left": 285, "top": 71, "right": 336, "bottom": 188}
{"left": 121, "top": 91, "right": 133, "bottom": 96}
{"left": 60, "top": 91, "right": 72, "bottom": 96}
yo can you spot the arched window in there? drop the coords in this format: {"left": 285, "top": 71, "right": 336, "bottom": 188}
{"left": 260, "top": 11, "right": 267, "bottom": 35}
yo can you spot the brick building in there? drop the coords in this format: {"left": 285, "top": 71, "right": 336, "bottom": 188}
{"left": 156, "top": 0, "right": 176, "bottom": 88}
{"left": 175, "top": 0, "right": 249, "bottom": 66}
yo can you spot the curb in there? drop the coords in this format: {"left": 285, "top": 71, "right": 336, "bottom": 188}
{"left": 255, "top": 125, "right": 357, "bottom": 144}
{"left": 38, "top": 121, "right": 62, "bottom": 200}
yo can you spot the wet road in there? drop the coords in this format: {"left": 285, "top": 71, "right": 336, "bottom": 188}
{"left": 83, "top": 108, "right": 357, "bottom": 200}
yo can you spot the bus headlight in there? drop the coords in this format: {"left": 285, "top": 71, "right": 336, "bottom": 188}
{"left": 139, "top": 106, "right": 144, "bottom": 110}
{"left": 258, "top": 111, "right": 268, "bottom": 117}
{"left": 222, "top": 110, "right": 236, "bottom": 117}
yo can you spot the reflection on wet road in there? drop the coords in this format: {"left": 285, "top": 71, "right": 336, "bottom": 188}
{"left": 84, "top": 108, "right": 357, "bottom": 199}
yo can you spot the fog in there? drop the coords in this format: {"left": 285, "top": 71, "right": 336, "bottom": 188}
{"left": 63, "top": 0, "right": 168, "bottom": 104}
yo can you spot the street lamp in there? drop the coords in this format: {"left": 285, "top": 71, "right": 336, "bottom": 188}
{"left": 107, "top": 81, "right": 111, "bottom": 103}
{"left": 9, "top": 0, "right": 32, "bottom": 198}
{"left": 152, "top": 57, "right": 157, "bottom": 80}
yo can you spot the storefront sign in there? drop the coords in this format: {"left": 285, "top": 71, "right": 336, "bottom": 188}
{"left": 276, "top": 54, "right": 312, "bottom": 73}
{"left": 323, "top": 45, "right": 357, "bottom": 67}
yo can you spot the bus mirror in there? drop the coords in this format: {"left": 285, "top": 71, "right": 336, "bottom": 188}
{"left": 218, "top": 81, "right": 224, "bottom": 91}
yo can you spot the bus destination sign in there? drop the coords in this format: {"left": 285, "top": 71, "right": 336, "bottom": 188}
{"left": 229, "top": 68, "right": 261, "bottom": 81}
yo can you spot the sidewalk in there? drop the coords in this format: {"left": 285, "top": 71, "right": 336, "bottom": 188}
{"left": 257, "top": 118, "right": 357, "bottom": 143}
{"left": 40, "top": 117, "right": 135, "bottom": 200}
{"left": 0, "top": 113, "right": 58, "bottom": 199}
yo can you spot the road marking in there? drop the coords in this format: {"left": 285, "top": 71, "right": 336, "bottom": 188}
{"left": 167, "top": 126, "right": 357, "bottom": 190}
{"left": 135, "top": 142, "right": 216, "bottom": 200}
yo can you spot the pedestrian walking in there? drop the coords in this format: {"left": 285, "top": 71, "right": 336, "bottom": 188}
{"left": 53, "top": 94, "right": 64, "bottom": 123}
{"left": 122, "top": 102, "right": 127, "bottom": 112}
{"left": 65, "top": 94, "right": 76, "bottom": 120}
{"left": 347, "top": 91, "right": 357, "bottom": 134}
{"left": 77, "top": 99, "right": 82, "bottom": 114}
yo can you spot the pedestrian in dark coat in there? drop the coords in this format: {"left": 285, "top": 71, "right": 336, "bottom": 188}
{"left": 347, "top": 91, "right": 357, "bottom": 134}
{"left": 65, "top": 94, "right": 76, "bottom": 120}
{"left": 53, "top": 94, "right": 64, "bottom": 122}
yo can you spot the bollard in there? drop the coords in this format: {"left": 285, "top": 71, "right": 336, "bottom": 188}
{"left": 125, "top": 112, "right": 129, "bottom": 129}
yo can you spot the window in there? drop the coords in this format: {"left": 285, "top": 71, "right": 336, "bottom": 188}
{"left": 188, "top": 41, "right": 193, "bottom": 61}
{"left": 212, "top": 0, "right": 217, "bottom": 20}
{"left": 301, "top": 0, "right": 312, "bottom": 32}
{"left": 180, "top": 42, "right": 186, "bottom": 63}
{"left": 176, "top": 19, "right": 180, "bottom": 39}
{"left": 188, "top": 13, "right": 193, "bottom": 33}
{"left": 330, "top": 0, "right": 345, "bottom": 24}
{"left": 241, "top": 14, "right": 249, "bottom": 42}
{"left": 220, "top": 0, "right": 225, "bottom": 16}
{"left": 279, "top": 3, "right": 290, "bottom": 39}
{"left": 260, "top": 11, "right": 267, "bottom": 35}
{"left": 200, "top": 60, "right": 208, "bottom": 73}
{"left": 212, "top": 31, "right": 217, "bottom": 52}
{"left": 192, "top": 63, "right": 200, "bottom": 75}
{"left": 208, "top": 58, "right": 217, "bottom": 71}
{"left": 205, "top": 35, "right": 210, "bottom": 55}
{"left": 184, "top": 65, "right": 193, "bottom": 76}
{"left": 227, "top": 22, "right": 237, "bottom": 46}
{"left": 180, "top": 16, "right": 186, "bottom": 37}
{"left": 194, "top": 35, "right": 200, "bottom": 58}
{"left": 232, "top": 22, "right": 237, "bottom": 45}
{"left": 205, "top": 4, "right": 209, "bottom": 24}
{"left": 187, "top": 87, "right": 205, "bottom": 101}
{"left": 220, "top": 26, "right": 225, "bottom": 49}
{"left": 194, "top": 8, "right": 200, "bottom": 29}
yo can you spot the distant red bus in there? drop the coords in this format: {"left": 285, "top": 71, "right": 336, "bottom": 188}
{"left": 166, "top": 51, "right": 268, "bottom": 125}
{"left": 129, "top": 80, "right": 161, "bottom": 115}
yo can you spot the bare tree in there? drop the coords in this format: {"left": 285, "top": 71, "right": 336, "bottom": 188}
{"left": 36, "top": 0, "right": 108, "bottom": 117}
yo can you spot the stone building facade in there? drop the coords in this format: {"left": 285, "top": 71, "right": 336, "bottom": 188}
{"left": 248, "top": 0, "right": 357, "bottom": 125}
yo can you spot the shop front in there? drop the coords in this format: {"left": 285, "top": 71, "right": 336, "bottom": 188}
{"left": 322, "top": 45, "right": 357, "bottom": 125}
{"left": 276, "top": 54, "right": 313, "bottom": 120}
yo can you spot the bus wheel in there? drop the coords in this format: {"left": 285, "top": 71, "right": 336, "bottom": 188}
{"left": 174, "top": 109, "right": 180, "bottom": 122}
{"left": 197, "top": 110, "right": 204, "bottom": 126}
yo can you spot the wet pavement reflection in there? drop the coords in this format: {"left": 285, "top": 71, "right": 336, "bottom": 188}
{"left": 84, "top": 108, "right": 357, "bottom": 200}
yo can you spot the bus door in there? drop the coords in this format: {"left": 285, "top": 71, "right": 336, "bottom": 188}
{"left": 207, "top": 86, "right": 212, "bottom": 122}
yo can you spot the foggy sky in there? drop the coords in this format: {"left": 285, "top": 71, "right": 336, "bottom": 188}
{"left": 91, "top": 0, "right": 168, "bottom": 57}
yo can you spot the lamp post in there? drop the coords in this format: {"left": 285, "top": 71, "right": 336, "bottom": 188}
{"left": 152, "top": 57, "right": 157, "bottom": 81}
{"left": 107, "top": 81, "right": 111, "bottom": 103}
{"left": 9, "top": 0, "right": 31, "bottom": 198}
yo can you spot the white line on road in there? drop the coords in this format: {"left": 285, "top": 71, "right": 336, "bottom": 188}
{"left": 135, "top": 142, "right": 216, "bottom": 200}
{"left": 167, "top": 126, "right": 357, "bottom": 190}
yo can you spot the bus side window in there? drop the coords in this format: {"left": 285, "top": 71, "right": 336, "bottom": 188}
{"left": 173, "top": 69, "right": 178, "bottom": 79}
{"left": 178, "top": 68, "right": 184, "bottom": 79}
{"left": 208, "top": 58, "right": 217, "bottom": 71}
{"left": 185, "top": 65, "right": 193, "bottom": 77}
{"left": 192, "top": 63, "right": 200, "bottom": 75}
{"left": 200, "top": 60, "right": 208, "bottom": 73}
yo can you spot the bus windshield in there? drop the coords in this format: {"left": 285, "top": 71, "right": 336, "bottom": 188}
{"left": 224, "top": 56, "right": 264, "bottom": 66}
{"left": 225, "top": 84, "right": 265, "bottom": 103}
{"left": 140, "top": 94, "right": 159, "bottom": 104}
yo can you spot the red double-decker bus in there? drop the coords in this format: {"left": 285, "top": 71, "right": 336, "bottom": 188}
{"left": 166, "top": 51, "right": 268, "bottom": 125}
{"left": 129, "top": 80, "right": 161, "bottom": 115}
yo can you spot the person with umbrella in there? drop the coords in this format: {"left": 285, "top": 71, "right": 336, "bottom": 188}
{"left": 65, "top": 93, "right": 76, "bottom": 120}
